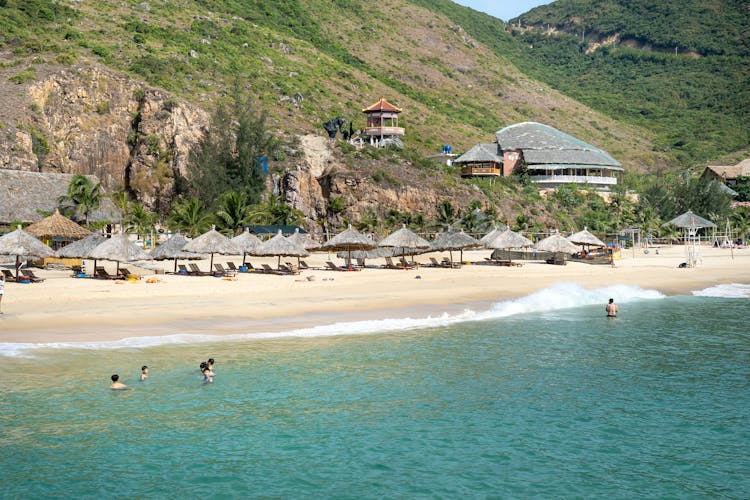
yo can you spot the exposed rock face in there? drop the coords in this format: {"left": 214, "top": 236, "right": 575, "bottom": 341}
{"left": 0, "top": 63, "right": 208, "bottom": 213}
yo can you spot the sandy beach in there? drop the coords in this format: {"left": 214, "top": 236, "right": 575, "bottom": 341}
{"left": 1, "top": 244, "right": 748, "bottom": 344}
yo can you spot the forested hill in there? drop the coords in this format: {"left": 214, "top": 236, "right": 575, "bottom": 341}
{"left": 421, "top": 0, "right": 750, "bottom": 166}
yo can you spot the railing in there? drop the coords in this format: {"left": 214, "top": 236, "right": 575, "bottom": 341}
{"left": 461, "top": 166, "right": 502, "bottom": 176}
{"left": 531, "top": 175, "right": 617, "bottom": 185}
{"left": 363, "top": 126, "right": 405, "bottom": 136}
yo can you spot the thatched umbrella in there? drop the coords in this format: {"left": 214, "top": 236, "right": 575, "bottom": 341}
{"left": 431, "top": 229, "right": 481, "bottom": 267}
{"left": 57, "top": 232, "right": 107, "bottom": 276}
{"left": 567, "top": 227, "right": 605, "bottom": 247}
{"left": 378, "top": 224, "right": 431, "bottom": 264}
{"left": 231, "top": 229, "right": 263, "bottom": 266}
{"left": 254, "top": 229, "right": 309, "bottom": 268}
{"left": 665, "top": 210, "right": 716, "bottom": 268}
{"left": 89, "top": 232, "right": 152, "bottom": 276}
{"left": 479, "top": 225, "right": 508, "bottom": 246}
{"left": 182, "top": 225, "right": 240, "bottom": 273}
{"left": 286, "top": 228, "right": 321, "bottom": 251}
{"left": 484, "top": 228, "right": 533, "bottom": 263}
{"left": 536, "top": 233, "right": 579, "bottom": 254}
{"left": 150, "top": 234, "right": 205, "bottom": 273}
{"left": 24, "top": 208, "right": 90, "bottom": 248}
{"left": 0, "top": 225, "right": 55, "bottom": 278}
{"left": 323, "top": 225, "right": 375, "bottom": 265}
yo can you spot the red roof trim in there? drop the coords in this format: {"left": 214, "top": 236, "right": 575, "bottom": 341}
{"left": 362, "top": 97, "right": 402, "bottom": 113}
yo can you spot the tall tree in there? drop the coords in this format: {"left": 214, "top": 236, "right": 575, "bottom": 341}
{"left": 215, "top": 191, "right": 251, "bottom": 235}
{"left": 126, "top": 202, "right": 158, "bottom": 246}
{"left": 167, "top": 197, "right": 213, "bottom": 237}
{"left": 58, "top": 174, "right": 102, "bottom": 225}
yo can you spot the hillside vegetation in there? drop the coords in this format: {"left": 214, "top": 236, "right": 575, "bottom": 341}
{"left": 413, "top": 0, "right": 749, "bottom": 167}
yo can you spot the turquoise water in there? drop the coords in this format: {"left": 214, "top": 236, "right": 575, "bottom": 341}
{"left": 1, "top": 285, "right": 748, "bottom": 498}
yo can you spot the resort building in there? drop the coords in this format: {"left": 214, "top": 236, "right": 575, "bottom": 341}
{"left": 700, "top": 159, "right": 750, "bottom": 189}
{"left": 456, "top": 122, "right": 623, "bottom": 190}
{"left": 362, "top": 97, "right": 404, "bottom": 147}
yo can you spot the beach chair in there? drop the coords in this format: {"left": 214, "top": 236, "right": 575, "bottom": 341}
{"left": 177, "top": 264, "right": 190, "bottom": 275}
{"left": 214, "top": 263, "right": 236, "bottom": 277}
{"left": 356, "top": 257, "right": 366, "bottom": 269}
{"left": 259, "top": 264, "right": 283, "bottom": 275}
{"left": 189, "top": 263, "right": 210, "bottom": 276}
{"left": 20, "top": 269, "right": 45, "bottom": 282}
{"left": 382, "top": 257, "right": 399, "bottom": 269}
{"left": 1, "top": 269, "right": 16, "bottom": 282}
{"left": 299, "top": 260, "right": 311, "bottom": 270}
{"left": 119, "top": 267, "right": 141, "bottom": 279}
{"left": 279, "top": 263, "right": 300, "bottom": 275}
{"left": 326, "top": 261, "right": 360, "bottom": 272}
{"left": 400, "top": 257, "right": 418, "bottom": 269}
{"left": 95, "top": 267, "right": 118, "bottom": 280}
{"left": 226, "top": 262, "right": 239, "bottom": 272}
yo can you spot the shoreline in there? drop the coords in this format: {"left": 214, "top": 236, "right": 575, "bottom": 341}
{"left": 1, "top": 245, "right": 748, "bottom": 346}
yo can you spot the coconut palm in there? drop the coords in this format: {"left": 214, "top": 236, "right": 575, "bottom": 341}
{"left": 248, "top": 194, "right": 304, "bottom": 226}
{"left": 57, "top": 174, "right": 102, "bottom": 225}
{"left": 167, "top": 197, "right": 213, "bottom": 237}
{"left": 730, "top": 206, "right": 750, "bottom": 243}
{"left": 215, "top": 191, "right": 251, "bottom": 235}
{"left": 126, "top": 202, "right": 159, "bottom": 247}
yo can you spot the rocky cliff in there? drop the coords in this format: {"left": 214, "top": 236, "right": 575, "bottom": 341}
{"left": 0, "top": 62, "right": 208, "bottom": 212}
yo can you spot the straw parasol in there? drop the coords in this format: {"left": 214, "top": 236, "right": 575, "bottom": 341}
{"left": 24, "top": 208, "right": 90, "bottom": 245}
{"left": 57, "top": 232, "right": 107, "bottom": 276}
{"left": 431, "top": 229, "right": 481, "bottom": 267}
{"left": 150, "top": 234, "right": 204, "bottom": 273}
{"left": 231, "top": 229, "right": 263, "bottom": 266}
{"left": 535, "top": 233, "right": 579, "bottom": 254}
{"left": 665, "top": 210, "right": 716, "bottom": 268}
{"left": 479, "top": 225, "right": 508, "bottom": 246}
{"left": 182, "top": 225, "right": 240, "bottom": 272}
{"left": 484, "top": 228, "right": 533, "bottom": 263}
{"left": 567, "top": 227, "right": 605, "bottom": 247}
{"left": 286, "top": 228, "right": 321, "bottom": 251}
{"left": 89, "top": 232, "right": 152, "bottom": 276}
{"left": 323, "top": 225, "right": 375, "bottom": 264}
{"left": 378, "top": 224, "right": 431, "bottom": 264}
{"left": 254, "top": 229, "right": 309, "bottom": 268}
{"left": 0, "top": 225, "right": 55, "bottom": 278}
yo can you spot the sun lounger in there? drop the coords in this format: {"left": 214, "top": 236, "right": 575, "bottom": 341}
{"left": 226, "top": 262, "right": 239, "bottom": 271}
{"left": 176, "top": 264, "right": 190, "bottom": 275}
{"left": 2, "top": 269, "right": 16, "bottom": 282}
{"left": 257, "top": 264, "right": 282, "bottom": 275}
{"left": 20, "top": 269, "right": 45, "bottom": 282}
{"left": 326, "top": 261, "right": 361, "bottom": 271}
{"left": 280, "top": 263, "right": 300, "bottom": 275}
{"left": 95, "top": 266, "right": 119, "bottom": 280}
{"left": 400, "top": 257, "right": 419, "bottom": 269}
{"left": 189, "top": 263, "right": 211, "bottom": 276}
{"left": 214, "top": 263, "right": 236, "bottom": 277}
{"left": 299, "top": 260, "right": 311, "bottom": 270}
{"left": 118, "top": 267, "right": 141, "bottom": 279}
{"left": 546, "top": 255, "right": 567, "bottom": 266}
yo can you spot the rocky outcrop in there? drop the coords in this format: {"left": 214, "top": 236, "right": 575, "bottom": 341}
{"left": 0, "top": 62, "right": 208, "bottom": 212}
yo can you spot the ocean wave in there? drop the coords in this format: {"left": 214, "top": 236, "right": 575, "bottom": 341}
{"left": 692, "top": 283, "right": 750, "bottom": 298}
{"left": 0, "top": 283, "right": 664, "bottom": 357}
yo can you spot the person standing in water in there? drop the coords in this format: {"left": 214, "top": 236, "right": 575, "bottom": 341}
{"left": 109, "top": 374, "right": 127, "bottom": 390}
{"left": 606, "top": 298, "right": 619, "bottom": 318}
{"left": 140, "top": 366, "right": 149, "bottom": 381}
{"left": 0, "top": 274, "right": 4, "bottom": 314}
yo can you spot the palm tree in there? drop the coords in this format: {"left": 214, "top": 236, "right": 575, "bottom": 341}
{"left": 126, "top": 202, "right": 159, "bottom": 247}
{"left": 215, "top": 191, "right": 251, "bottom": 235}
{"left": 58, "top": 174, "right": 102, "bottom": 225}
{"left": 730, "top": 207, "right": 750, "bottom": 244}
{"left": 248, "top": 194, "right": 304, "bottom": 226}
{"left": 167, "top": 197, "right": 213, "bottom": 237}
{"left": 436, "top": 199, "right": 456, "bottom": 226}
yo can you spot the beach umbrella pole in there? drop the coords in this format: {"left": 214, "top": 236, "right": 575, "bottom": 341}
{"left": 15, "top": 255, "right": 20, "bottom": 279}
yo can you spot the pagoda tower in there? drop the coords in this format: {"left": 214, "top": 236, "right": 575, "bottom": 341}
{"left": 362, "top": 97, "right": 404, "bottom": 146}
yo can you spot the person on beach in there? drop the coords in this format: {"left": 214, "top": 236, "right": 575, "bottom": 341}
{"left": 202, "top": 366, "right": 214, "bottom": 384}
{"left": 109, "top": 374, "right": 127, "bottom": 390}
{"left": 140, "top": 366, "right": 149, "bottom": 381}
{"left": 606, "top": 298, "right": 618, "bottom": 318}
{"left": 0, "top": 274, "right": 4, "bottom": 314}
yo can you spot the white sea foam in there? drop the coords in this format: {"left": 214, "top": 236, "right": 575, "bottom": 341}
{"left": 692, "top": 283, "right": 750, "bottom": 298}
{"left": 0, "top": 283, "right": 664, "bottom": 357}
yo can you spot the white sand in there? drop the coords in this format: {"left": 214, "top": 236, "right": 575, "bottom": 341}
{"left": 1, "top": 245, "right": 748, "bottom": 343}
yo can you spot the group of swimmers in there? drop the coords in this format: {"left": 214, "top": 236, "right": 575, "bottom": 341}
{"left": 108, "top": 358, "right": 215, "bottom": 389}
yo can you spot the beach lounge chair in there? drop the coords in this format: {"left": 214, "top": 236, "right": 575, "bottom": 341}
{"left": 226, "top": 262, "right": 239, "bottom": 272}
{"left": 280, "top": 263, "right": 300, "bottom": 275}
{"left": 326, "top": 261, "right": 360, "bottom": 272}
{"left": 177, "top": 264, "right": 190, "bottom": 275}
{"left": 546, "top": 255, "right": 567, "bottom": 266}
{"left": 382, "top": 257, "right": 399, "bottom": 269}
{"left": 95, "top": 267, "right": 118, "bottom": 280}
{"left": 20, "top": 269, "right": 45, "bottom": 282}
{"left": 400, "top": 257, "right": 418, "bottom": 269}
{"left": 299, "top": 260, "right": 311, "bottom": 270}
{"left": 189, "top": 263, "right": 211, "bottom": 276}
{"left": 2, "top": 269, "right": 16, "bottom": 282}
{"left": 356, "top": 257, "right": 366, "bottom": 269}
{"left": 260, "top": 264, "right": 284, "bottom": 275}
{"left": 214, "top": 263, "right": 236, "bottom": 277}
{"left": 118, "top": 267, "right": 141, "bottom": 279}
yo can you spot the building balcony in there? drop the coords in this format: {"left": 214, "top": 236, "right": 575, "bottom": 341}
{"left": 363, "top": 126, "right": 405, "bottom": 137}
{"left": 531, "top": 175, "right": 617, "bottom": 187}
{"left": 460, "top": 165, "right": 502, "bottom": 177}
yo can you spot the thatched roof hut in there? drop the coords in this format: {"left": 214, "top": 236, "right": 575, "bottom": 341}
{"left": 0, "top": 170, "right": 120, "bottom": 225}
{"left": 57, "top": 233, "right": 107, "bottom": 258}
{"left": 378, "top": 225, "right": 431, "bottom": 250}
{"left": 484, "top": 229, "right": 533, "bottom": 249}
{"left": 183, "top": 226, "right": 240, "bottom": 271}
{"left": 0, "top": 225, "right": 56, "bottom": 278}
{"left": 24, "top": 209, "right": 90, "bottom": 249}
{"left": 567, "top": 228, "right": 605, "bottom": 247}
{"left": 666, "top": 210, "right": 716, "bottom": 229}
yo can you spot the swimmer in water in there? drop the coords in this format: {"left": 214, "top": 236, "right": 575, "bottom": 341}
{"left": 606, "top": 298, "right": 619, "bottom": 318}
{"left": 140, "top": 365, "right": 149, "bottom": 381}
{"left": 109, "top": 374, "right": 127, "bottom": 390}
{"left": 207, "top": 358, "right": 215, "bottom": 373}
{"left": 202, "top": 366, "right": 214, "bottom": 383}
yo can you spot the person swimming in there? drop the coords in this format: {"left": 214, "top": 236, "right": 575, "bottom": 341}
{"left": 207, "top": 358, "right": 215, "bottom": 373}
{"left": 606, "top": 298, "right": 619, "bottom": 318}
{"left": 109, "top": 374, "right": 127, "bottom": 390}
{"left": 140, "top": 365, "right": 149, "bottom": 381}
{"left": 202, "top": 366, "right": 214, "bottom": 384}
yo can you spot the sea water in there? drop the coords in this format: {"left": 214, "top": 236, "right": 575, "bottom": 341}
{"left": 0, "top": 283, "right": 748, "bottom": 498}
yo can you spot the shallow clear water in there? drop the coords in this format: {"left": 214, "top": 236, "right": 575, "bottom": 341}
{"left": 1, "top": 288, "right": 748, "bottom": 498}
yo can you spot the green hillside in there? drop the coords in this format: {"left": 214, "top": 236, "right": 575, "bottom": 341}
{"left": 420, "top": 0, "right": 750, "bottom": 167}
